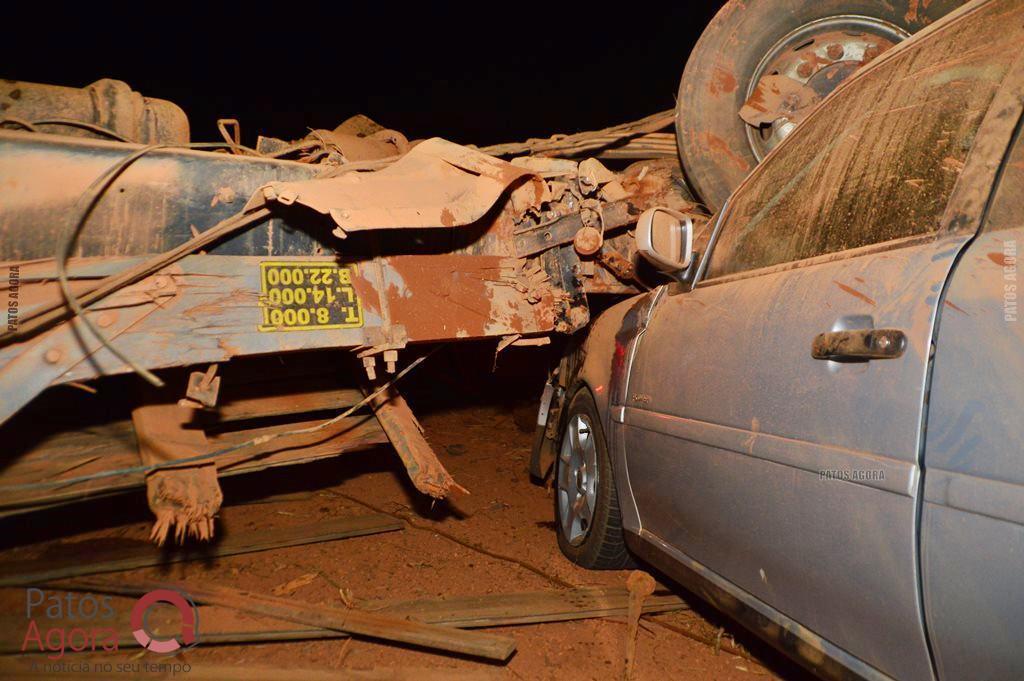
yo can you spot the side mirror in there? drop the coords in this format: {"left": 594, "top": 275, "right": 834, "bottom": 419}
{"left": 636, "top": 207, "right": 694, "bottom": 274}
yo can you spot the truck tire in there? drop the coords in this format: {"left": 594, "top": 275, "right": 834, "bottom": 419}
{"left": 676, "top": 0, "right": 966, "bottom": 212}
{"left": 554, "top": 388, "right": 633, "bottom": 569}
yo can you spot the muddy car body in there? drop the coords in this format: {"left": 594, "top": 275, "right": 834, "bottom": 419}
{"left": 542, "top": 1, "right": 1024, "bottom": 679}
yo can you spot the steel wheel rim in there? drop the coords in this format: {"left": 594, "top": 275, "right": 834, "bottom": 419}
{"left": 557, "top": 413, "right": 599, "bottom": 546}
{"left": 743, "top": 14, "right": 910, "bottom": 161}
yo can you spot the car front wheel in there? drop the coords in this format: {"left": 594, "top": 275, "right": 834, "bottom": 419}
{"left": 554, "top": 388, "right": 632, "bottom": 569}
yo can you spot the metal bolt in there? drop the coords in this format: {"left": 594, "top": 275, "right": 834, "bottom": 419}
{"left": 362, "top": 356, "right": 377, "bottom": 382}
{"left": 797, "top": 61, "right": 815, "bottom": 79}
{"left": 573, "top": 226, "right": 603, "bottom": 257}
{"left": 44, "top": 348, "right": 62, "bottom": 364}
{"left": 826, "top": 43, "right": 845, "bottom": 60}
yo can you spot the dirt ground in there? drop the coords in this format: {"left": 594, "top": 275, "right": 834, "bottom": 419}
{"left": 0, "top": 347, "right": 813, "bottom": 680}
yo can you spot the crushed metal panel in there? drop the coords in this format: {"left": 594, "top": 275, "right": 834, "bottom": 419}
{"left": 257, "top": 138, "right": 545, "bottom": 232}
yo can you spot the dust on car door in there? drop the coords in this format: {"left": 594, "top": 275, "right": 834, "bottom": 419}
{"left": 619, "top": 1, "right": 1024, "bottom": 679}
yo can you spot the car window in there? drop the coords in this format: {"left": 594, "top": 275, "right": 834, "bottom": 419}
{"left": 706, "top": 0, "right": 1021, "bottom": 280}
{"left": 984, "top": 125, "right": 1024, "bottom": 233}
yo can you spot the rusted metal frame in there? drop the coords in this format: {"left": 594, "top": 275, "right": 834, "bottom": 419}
{"left": 541, "top": 245, "right": 590, "bottom": 333}
{"left": 0, "top": 131, "right": 321, "bottom": 263}
{"left": 0, "top": 253, "right": 557, "bottom": 425}
{"left": 0, "top": 272, "right": 176, "bottom": 427}
{"left": 513, "top": 200, "right": 640, "bottom": 257}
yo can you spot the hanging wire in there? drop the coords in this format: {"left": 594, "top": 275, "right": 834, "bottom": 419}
{"left": 52, "top": 142, "right": 272, "bottom": 387}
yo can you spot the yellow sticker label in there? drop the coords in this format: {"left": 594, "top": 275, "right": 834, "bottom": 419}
{"left": 258, "top": 262, "right": 363, "bottom": 332}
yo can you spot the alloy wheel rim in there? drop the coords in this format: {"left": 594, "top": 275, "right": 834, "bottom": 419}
{"left": 557, "top": 413, "right": 599, "bottom": 546}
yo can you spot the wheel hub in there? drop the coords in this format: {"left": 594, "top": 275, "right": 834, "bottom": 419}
{"left": 557, "top": 413, "right": 599, "bottom": 546}
{"left": 741, "top": 16, "right": 909, "bottom": 160}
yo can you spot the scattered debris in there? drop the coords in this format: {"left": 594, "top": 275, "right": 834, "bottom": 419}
{"left": 0, "top": 659, "right": 500, "bottom": 681}
{"left": 8, "top": 584, "right": 687, "bottom": 655}
{"left": 60, "top": 578, "right": 518, "bottom": 662}
{"left": 0, "top": 514, "right": 401, "bottom": 586}
{"left": 271, "top": 572, "right": 320, "bottom": 596}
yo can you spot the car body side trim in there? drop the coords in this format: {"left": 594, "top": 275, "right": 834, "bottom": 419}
{"left": 626, "top": 528, "right": 893, "bottom": 681}
{"left": 624, "top": 406, "right": 917, "bottom": 497}
{"left": 923, "top": 469, "right": 1024, "bottom": 526}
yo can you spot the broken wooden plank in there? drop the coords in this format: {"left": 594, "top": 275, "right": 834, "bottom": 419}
{"left": 61, "top": 578, "right": 517, "bottom": 662}
{"left": 0, "top": 660, "right": 500, "bottom": 681}
{"left": 0, "top": 413, "right": 388, "bottom": 517}
{"left": 212, "top": 385, "right": 364, "bottom": 423}
{"left": 0, "top": 514, "right": 402, "bottom": 586}
{"left": 369, "top": 385, "right": 463, "bottom": 498}
{"left": 375, "top": 586, "right": 688, "bottom": 628}
{"left": 2, "top": 585, "right": 685, "bottom": 655}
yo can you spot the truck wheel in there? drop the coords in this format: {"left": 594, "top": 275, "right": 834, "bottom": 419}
{"left": 676, "top": 0, "right": 965, "bottom": 211}
{"left": 554, "top": 388, "right": 632, "bottom": 569}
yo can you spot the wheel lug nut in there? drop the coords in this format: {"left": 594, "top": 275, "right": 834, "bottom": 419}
{"left": 826, "top": 43, "right": 845, "bottom": 60}
{"left": 797, "top": 61, "right": 815, "bottom": 78}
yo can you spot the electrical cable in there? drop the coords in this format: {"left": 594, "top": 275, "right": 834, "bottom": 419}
{"left": 52, "top": 142, "right": 268, "bottom": 387}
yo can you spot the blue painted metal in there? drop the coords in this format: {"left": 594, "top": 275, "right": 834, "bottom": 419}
{"left": 0, "top": 130, "right": 324, "bottom": 261}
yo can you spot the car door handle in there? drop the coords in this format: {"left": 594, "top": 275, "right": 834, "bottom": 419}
{"left": 811, "top": 328, "right": 907, "bottom": 361}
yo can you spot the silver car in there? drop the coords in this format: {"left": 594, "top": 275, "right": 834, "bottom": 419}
{"left": 538, "top": 1, "right": 1024, "bottom": 679}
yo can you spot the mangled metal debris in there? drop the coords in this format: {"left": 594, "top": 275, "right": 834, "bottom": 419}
{"left": 0, "top": 78, "right": 703, "bottom": 539}
{"left": 255, "top": 137, "right": 545, "bottom": 236}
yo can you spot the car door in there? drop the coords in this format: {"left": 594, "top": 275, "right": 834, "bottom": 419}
{"left": 620, "top": 2, "right": 1022, "bottom": 679}
{"left": 919, "top": 108, "right": 1024, "bottom": 680}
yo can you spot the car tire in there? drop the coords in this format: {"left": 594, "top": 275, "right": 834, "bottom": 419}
{"left": 676, "top": 0, "right": 966, "bottom": 212}
{"left": 554, "top": 387, "right": 633, "bottom": 569}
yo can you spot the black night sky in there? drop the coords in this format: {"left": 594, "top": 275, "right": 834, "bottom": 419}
{"left": 6, "top": 4, "right": 723, "bottom": 146}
